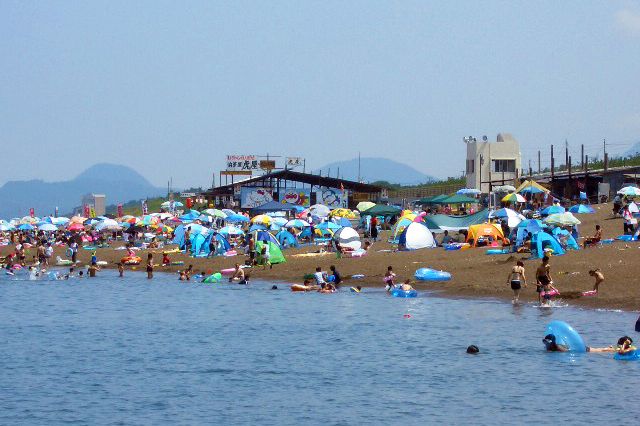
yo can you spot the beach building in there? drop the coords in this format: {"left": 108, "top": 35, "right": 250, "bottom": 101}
{"left": 80, "top": 193, "right": 106, "bottom": 216}
{"left": 202, "top": 170, "right": 383, "bottom": 210}
{"left": 465, "top": 133, "right": 522, "bottom": 193}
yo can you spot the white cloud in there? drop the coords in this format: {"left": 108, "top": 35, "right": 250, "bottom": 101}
{"left": 615, "top": 8, "right": 640, "bottom": 36}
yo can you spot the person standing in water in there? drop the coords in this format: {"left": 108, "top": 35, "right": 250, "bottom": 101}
{"left": 536, "top": 256, "right": 554, "bottom": 304}
{"left": 506, "top": 260, "right": 527, "bottom": 304}
{"left": 146, "top": 253, "right": 154, "bottom": 279}
{"left": 384, "top": 266, "right": 396, "bottom": 291}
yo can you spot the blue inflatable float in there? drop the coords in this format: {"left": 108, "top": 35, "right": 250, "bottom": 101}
{"left": 391, "top": 288, "right": 417, "bottom": 298}
{"left": 485, "top": 249, "right": 508, "bottom": 255}
{"left": 544, "top": 320, "right": 587, "bottom": 352}
{"left": 614, "top": 350, "right": 640, "bottom": 361}
{"left": 616, "top": 235, "right": 637, "bottom": 242}
{"left": 415, "top": 268, "right": 451, "bottom": 281}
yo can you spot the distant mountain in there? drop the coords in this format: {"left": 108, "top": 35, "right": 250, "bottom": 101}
{"left": 0, "top": 163, "right": 165, "bottom": 218}
{"left": 314, "top": 157, "right": 436, "bottom": 185}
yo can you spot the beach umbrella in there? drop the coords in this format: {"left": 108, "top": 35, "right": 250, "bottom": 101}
{"left": 0, "top": 223, "right": 15, "bottom": 231}
{"left": 333, "top": 226, "right": 362, "bottom": 250}
{"left": 219, "top": 225, "right": 244, "bottom": 237}
{"left": 68, "top": 222, "right": 85, "bottom": 231}
{"left": 519, "top": 186, "right": 545, "bottom": 194}
{"left": 544, "top": 212, "right": 581, "bottom": 226}
{"left": 70, "top": 216, "right": 87, "bottom": 224}
{"left": 296, "top": 208, "right": 310, "bottom": 219}
{"left": 309, "top": 204, "right": 331, "bottom": 218}
{"left": 160, "top": 200, "right": 184, "bottom": 209}
{"left": 184, "top": 223, "right": 209, "bottom": 235}
{"left": 37, "top": 223, "right": 58, "bottom": 232}
{"left": 18, "top": 223, "right": 34, "bottom": 231}
{"left": 629, "top": 202, "right": 639, "bottom": 214}
{"left": 21, "top": 216, "right": 39, "bottom": 224}
{"left": 84, "top": 218, "right": 100, "bottom": 226}
{"left": 501, "top": 193, "right": 526, "bottom": 203}
{"left": 271, "top": 217, "right": 288, "bottom": 227}
{"left": 95, "top": 219, "right": 122, "bottom": 231}
{"left": 154, "top": 224, "right": 173, "bottom": 233}
{"left": 356, "top": 201, "right": 376, "bottom": 212}
{"left": 251, "top": 214, "right": 272, "bottom": 226}
{"left": 140, "top": 215, "right": 159, "bottom": 226}
{"left": 541, "top": 205, "right": 566, "bottom": 215}
{"left": 51, "top": 216, "right": 70, "bottom": 225}
{"left": 202, "top": 208, "right": 227, "bottom": 218}
{"left": 222, "top": 209, "right": 236, "bottom": 216}
{"left": 568, "top": 204, "right": 595, "bottom": 214}
{"left": 285, "top": 219, "right": 309, "bottom": 229}
{"left": 226, "top": 214, "right": 249, "bottom": 223}
{"left": 617, "top": 186, "right": 640, "bottom": 197}
{"left": 316, "top": 221, "right": 342, "bottom": 232}
{"left": 249, "top": 223, "right": 268, "bottom": 232}
{"left": 489, "top": 208, "right": 525, "bottom": 228}
{"left": 456, "top": 188, "right": 481, "bottom": 195}
{"left": 329, "top": 208, "right": 356, "bottom": 219}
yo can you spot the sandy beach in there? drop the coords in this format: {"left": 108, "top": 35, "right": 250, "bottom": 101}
{"left": 5, "top": 202, "right": 638, "bottom": 311}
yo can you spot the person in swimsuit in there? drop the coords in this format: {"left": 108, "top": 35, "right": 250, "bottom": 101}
{"left": 384, "top": 266, "right": 396, "bottom": 291}
{"left": 506, "top": 260, "right": 527, "bottom": 304}
{"left": 536, "top": 255, "right": 553, "bottom": 304}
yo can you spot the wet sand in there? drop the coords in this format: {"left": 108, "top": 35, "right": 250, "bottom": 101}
{"left": 3, "top": 203, "right": 639, "bottom": 311}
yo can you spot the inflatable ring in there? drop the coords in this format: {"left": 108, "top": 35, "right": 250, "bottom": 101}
{"left": 415, "top": 268, "right": 451, "bottom": 281}
{"left": 614, "top": 350, "right": 640, "bottom": 361}
{"left": 291, "top": 284, "right": 314, "bottom": 292}
{"left": 544, "top": 320, "right": 586, "bottom": 352}
{"left": 391, "top": 288, "right": 417, "bottom": 298}
{"left": 203, "top": 273, "right": 222, "bottom": 283}
{"left": 486, "top": 249, "right": 508, "bottom": 255}
{"left": 121, "top": 256, "right": 142, "bottom": 265}
{"left": 444, "top": 243, "right": 461, "bottom": 251}
{"left": 66, "top": 248, "right": 73, "bottom": 258}
{"left": 350, "top": 287, "right": 361, "bottom": 293}
{"left": 616, "top": 235, "right": 636, "bottom": 242}
{"left": 351, "top": 274, "right": 365, "bottom": 279}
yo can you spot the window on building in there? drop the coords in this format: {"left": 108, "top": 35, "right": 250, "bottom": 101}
{"left": 492, "top": 159, "right": 515, "bottom": 173}
{"left": 466, "top": 159, "right": 475, "bottom": 174}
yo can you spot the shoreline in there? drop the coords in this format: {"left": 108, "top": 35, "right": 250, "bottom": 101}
{"left": 3, "top": 203, "right": 639, "bottom": 312}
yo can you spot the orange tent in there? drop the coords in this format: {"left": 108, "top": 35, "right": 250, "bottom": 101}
{"left": 465, "top": 223, "right": 506, "bottom": 247}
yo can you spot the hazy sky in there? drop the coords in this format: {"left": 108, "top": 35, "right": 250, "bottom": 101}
{"left": 2, "top": 1, "right": 640, "bottom": 188}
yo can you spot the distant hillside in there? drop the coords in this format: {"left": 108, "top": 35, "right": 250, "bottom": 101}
{"left": 0, "top": 163, "right": 165, "bottom": 218}
{"left": 314, "top": 157, "right": 436, "bottom": 185}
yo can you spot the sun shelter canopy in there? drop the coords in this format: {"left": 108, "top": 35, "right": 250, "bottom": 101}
{"left": 419, "top": 194, "right": 449, "bottom": 205}
{"left": 516, "top": 180, "right": 549, "bottom": 194}
{"left": 424, "top": 209, "right": 490, "bottom": 232}
{"left": 465, "top": 223, "right": 506, "bottom": 247}
{"left": 363, "top": 204, "right": 401, "bottom": 217}
{"left": 440, "top": 194, "right": 478, "bottom": 204}
{"left": 251, "top": 201, "right": 298, "bottom": 212}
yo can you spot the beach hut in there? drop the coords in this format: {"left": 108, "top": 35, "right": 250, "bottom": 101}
{"left": 466, "top": 223, "right": 506, "bottom": 247}
{"left": 398, "top": 222, "right": 437, "bottom": 250}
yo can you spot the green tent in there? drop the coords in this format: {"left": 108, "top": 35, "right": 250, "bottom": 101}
{"left": 363, "top": 204, "right": 401, "bottom": 216}
{"left": 256, "top": 240, "right": 286, "bottom": 264}
{"left": 440, "top": 194, "right": 478, "bottom": 205}
{"left": 419, "top": 194, "right": 449, "bottom": 205}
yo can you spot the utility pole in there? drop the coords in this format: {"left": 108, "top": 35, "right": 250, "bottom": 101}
{"left": 357, "top": 152, "right": 361, "bottom": 183}
{"left": 529, "top": 159, "right": 532, "bottom": 177}
{"left": 581, "top": 144, "right": 584, "bottom": 171}
{"left": 550, "top": 145, "right": 555, "bottom": 179}
{"left": 538, "top": 150, "right": 541, "bottom": 174}
{"left": 603, "top": 138, "right": 608, "bottom": 171}
{"left": 565, "top": 139, "right": 569, "bottom": 171}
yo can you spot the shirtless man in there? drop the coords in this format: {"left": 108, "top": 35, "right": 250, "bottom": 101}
{"left": 536, "top": 256, "right": 554, "bottom": 304}
{"left": 589, "top": 269, "right": 604, "bottom": 293}
{"left": 229, "top": 263, "right": 247, "bottom": 284}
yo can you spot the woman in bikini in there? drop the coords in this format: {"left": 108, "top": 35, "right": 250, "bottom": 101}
{"left": 506, "top": 260, "right": 527, "bottom": 304}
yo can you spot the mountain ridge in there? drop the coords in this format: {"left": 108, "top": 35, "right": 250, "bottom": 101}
{"left": 0, "top": 163, "right": 165, "bottom": 218}
{"left": 314, "top": 157, "right": 436, "bottom": 185}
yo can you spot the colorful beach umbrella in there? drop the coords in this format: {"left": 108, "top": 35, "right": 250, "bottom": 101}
{"left": 541, "top": 205, "right": 566, "bottom": 215}
{"left": 329, "top": 208, "right": 356, "bottom": 219}
{"left": 37, "top": 223, "right": 58, "bottom": 232}
{"left": 202, "top": 208, "right": 227, "bottom": 218}
{"left": 68, "top": 222, "right": 85, "bottom": 231}
{"left": 251, "top": 214, "right": 272, "bottom": 226}
{"left": 501, "top": 193, "right": 526, "bottom": 203}
{"left": 219, "top": 225, "right": 244, "bottom": 236}
{"left": 489, "top": 208, "right": 525, "bottom": 228}
{"left": 356, "top": 201, "right": 375, "bottom": 212}
{"left": 284, "top": 219, "right": 309, "bottom": 229}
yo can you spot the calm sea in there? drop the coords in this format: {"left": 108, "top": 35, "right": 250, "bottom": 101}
{"left": 1, "top": 270, "right": 639, "bottom": 425}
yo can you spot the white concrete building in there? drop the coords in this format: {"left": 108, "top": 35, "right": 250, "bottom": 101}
{"left": 81, "top": 193, "right": 106, "bottom": 216}
{"left": 465, "top": 133, "right": 521, "bottom": 193}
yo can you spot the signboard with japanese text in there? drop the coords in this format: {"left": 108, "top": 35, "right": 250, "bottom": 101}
{"left": 286, "top": 157, "right": 304, "bottom": 168}
{"left": 240, "top": 187, "right": 274, "bottom": 208}
{"left": 279, "top": 188, "right": 311, "bottom": 207}
{"left": 226, "top": 155, "right": 259, "bottom": 172}
{"left": 315, "top": 188, "right": 347, "bottom": 208}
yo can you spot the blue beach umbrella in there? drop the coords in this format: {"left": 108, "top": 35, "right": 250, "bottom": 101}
{"left": 18, "top": 223, "right": 34, "bottom": 231}
{"left": 38, "top": 223, "right": 58, "bottom": 231}
{"left": 541, "top": 205, "right": 565, "bottom": 215}
{"left": 568, "top": 204, "right": 594, "bottom": 214}
{"left": 226, "top": 214, "right": 249, "bottom": 223}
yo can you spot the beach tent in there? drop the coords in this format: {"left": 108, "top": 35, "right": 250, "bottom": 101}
{"left": 364, "top": 204, "right": 401, "bottom": 216}
{"left": 275, "top": 230, "right": 297, "bottom": 248}
{"left": 333, "top": 226, "right": 362, "bottom": 251}
{"left": 419, "top": 194, "right": 449, "bottom": 205}
{"left": 254, "top": 230, "right": 286, "bottom": 264}
{"left": 568, "top": 204, "right": 595, "bottom": 214}
{"left": 531, "top": 231, "right": 565, "bottom": 258}
{"left": 390, "top": 216, "right": 415, "bottom": 243}
{"left": 466, "top": 223, "right": 506, "bottom": 247}
{"left": 398, "top": 222, "right": 437, "bottom": 250}
{"left": 489, "top": 208, "right": 525, "bottom": 228}
{"left": 516, "top": 180, "right": 549, "bottom": 194}
{"left": 551, "top": 227, "right": 579, "bottom": 251}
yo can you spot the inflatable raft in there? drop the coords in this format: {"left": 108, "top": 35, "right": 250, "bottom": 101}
{"left": 415, "top": 268, "right": 451, "bottom": 281}
{"left": 390, "top": 288, "right": 417, "bottom": 298}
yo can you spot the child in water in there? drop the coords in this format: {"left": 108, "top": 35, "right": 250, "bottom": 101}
{"left": 400, "top": 279, "right": 414, "bottom": 292}
{"left": 384, "top": 266, "right": 396, "bottom": 291}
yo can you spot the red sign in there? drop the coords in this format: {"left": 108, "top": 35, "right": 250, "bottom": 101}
{"left": 117, "top": 204, "right": 123, "bottom": 217}
{"left": 83, "top": 205, "right": 90, "bottom": 217}
{"left": 186, "top": 197, "right": 193, "bottom": 209}
{"left": 29, "top": 208, "right": 34, "bottom": 218}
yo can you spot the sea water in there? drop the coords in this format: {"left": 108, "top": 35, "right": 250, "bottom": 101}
{"left": 1, "top": 270, "right": 639, "bottom": 425}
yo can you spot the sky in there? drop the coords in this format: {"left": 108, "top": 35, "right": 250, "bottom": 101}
{"left": 2, "top": 1, "right": 640, "bottom": 189}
